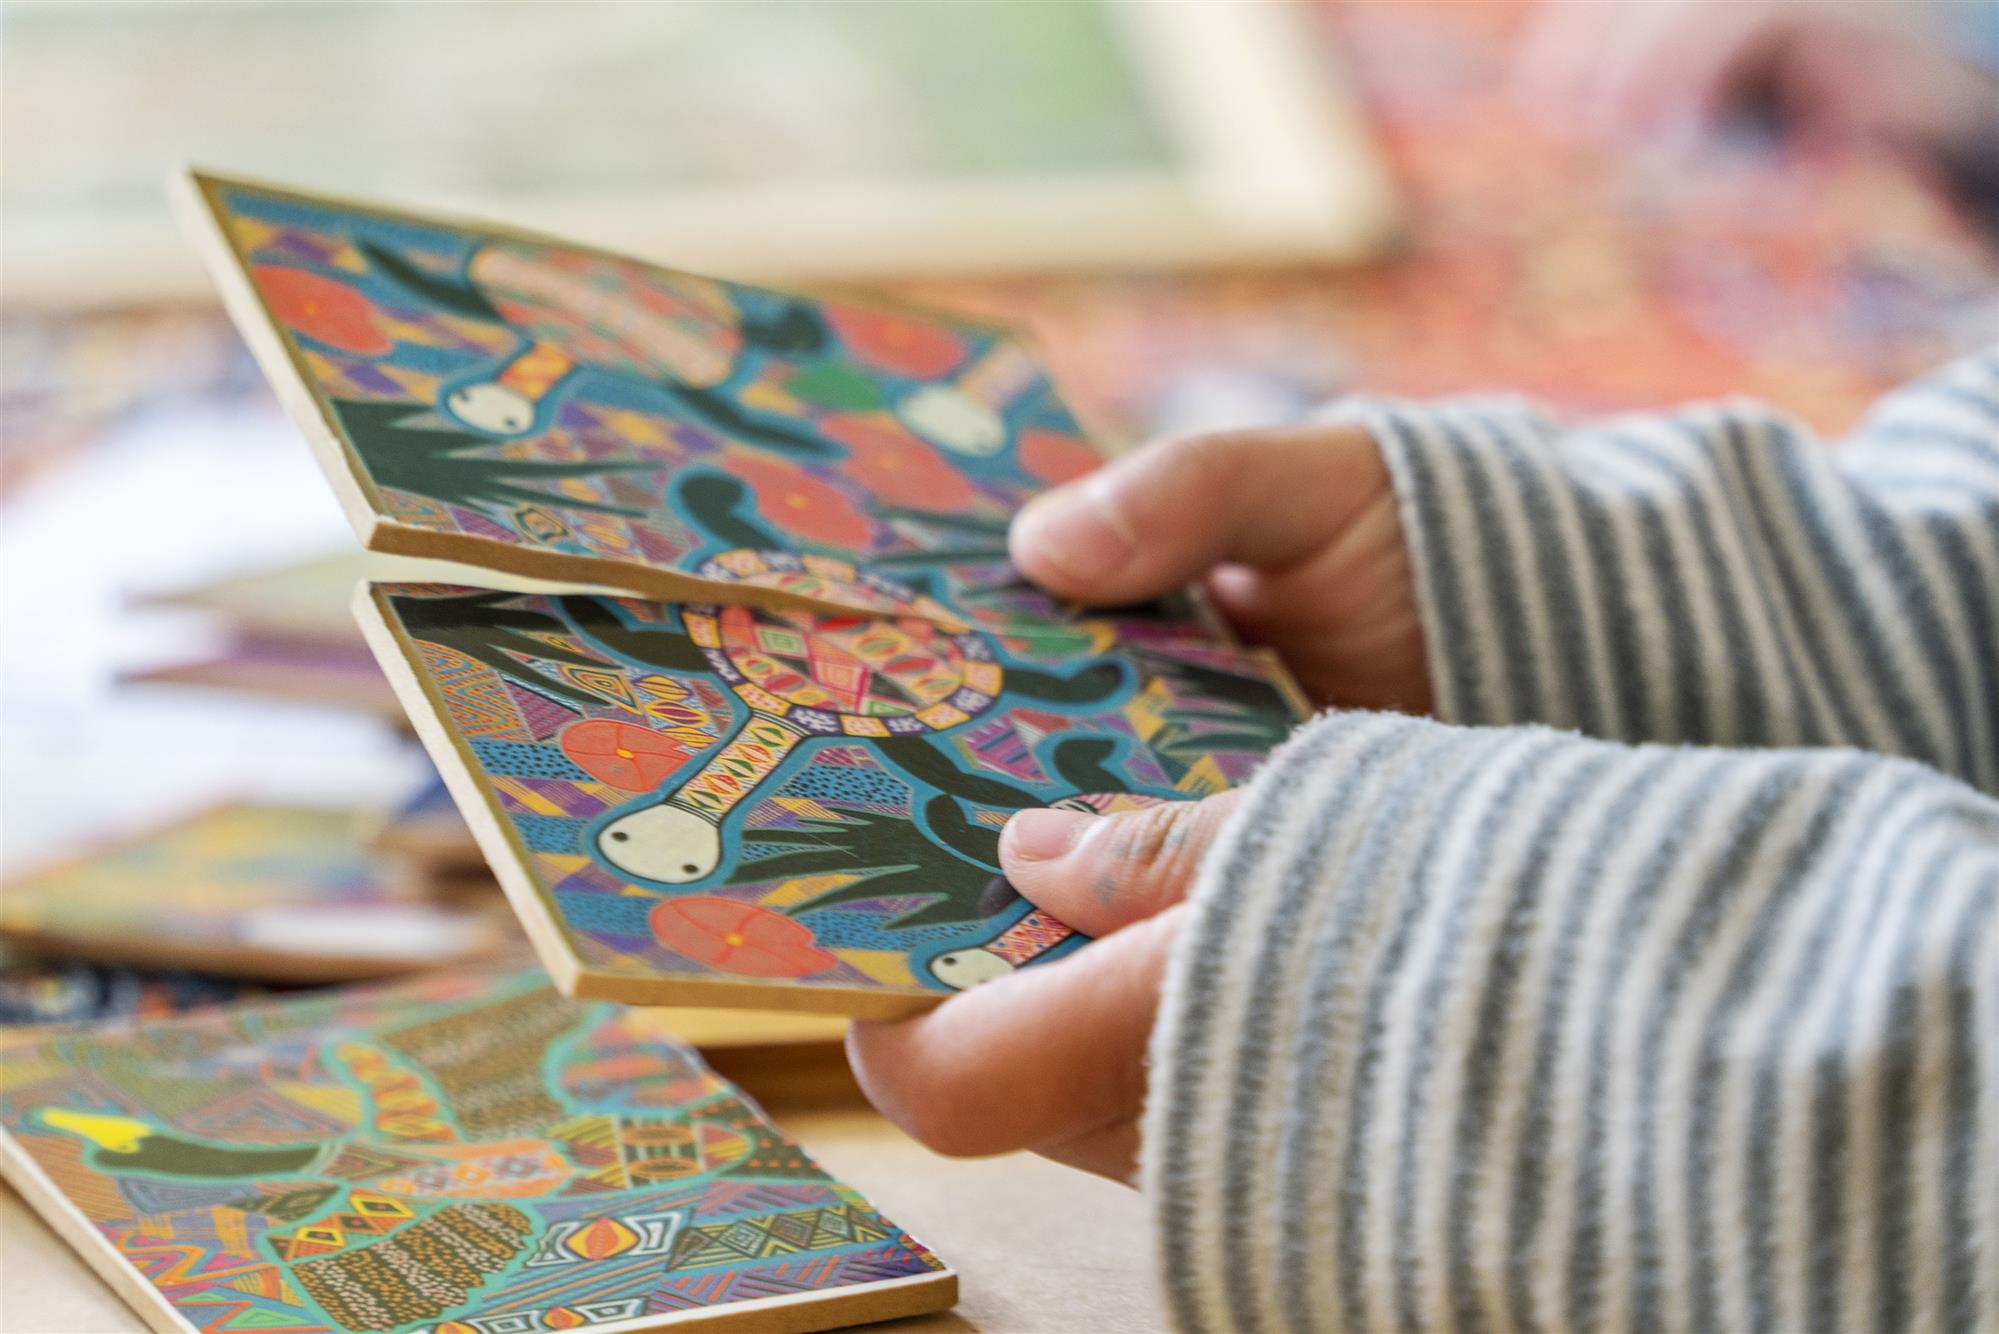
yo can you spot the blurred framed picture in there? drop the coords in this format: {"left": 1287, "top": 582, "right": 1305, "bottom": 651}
{"left": 1, "top": 0, "right": 1396, "bottom": 306}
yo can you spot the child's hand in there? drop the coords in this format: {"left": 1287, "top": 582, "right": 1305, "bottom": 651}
{"left": 848, "top": 424, "right": 1417, "bottom": 1179}
{"left": 847, "top": 793, "right": 1238, "bottom": 1183}
{"left": 1009, "top": 423, "right": 1427, "bottom": 713}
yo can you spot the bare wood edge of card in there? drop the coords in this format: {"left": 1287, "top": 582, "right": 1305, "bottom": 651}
{"left": 0, "top": 1115, "right": 954, "bottom": 1334}
{"left": 365, "top": 523, "right": 978, "bottom": 631}
{"left": 0, "top": 1133, "right": 201, "bottom": 1334}
{"left": 353, "top": 583, "right": 950, "bottom": 1021}
{"left": 351, "top": 582, "right": 593, "bottom": 999}
{"left": 586, "top": 1267, "right": 958, "bottom": 1334}
{"left": 635, "top": 1008, "right": 848, "bottom": 1052}
{"left": 171, "top": 167, "right": 392, "bottom": 557}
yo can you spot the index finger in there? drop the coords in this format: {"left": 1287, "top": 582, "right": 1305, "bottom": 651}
{"left": 1009, "top": 422, "right": 1385, "bottom": 606}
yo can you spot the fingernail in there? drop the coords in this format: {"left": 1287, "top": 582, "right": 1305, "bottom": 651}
{"left": 1014, "top": 477, "right": 1133, "bottom": 582}
{"left": 1003, "top": 807, "right": 1092, "bottom": 863}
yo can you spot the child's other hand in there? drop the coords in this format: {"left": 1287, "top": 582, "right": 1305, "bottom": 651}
{"left": 846, "top": 792, "right": 1240, "bottom": 1183}
{"left": 1009, "top": 423, "right": 1426, "bottom": 713}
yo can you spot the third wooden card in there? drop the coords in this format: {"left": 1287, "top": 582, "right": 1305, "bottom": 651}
{"left": 1, "top": 967, "right": 953, "bottom": 1334}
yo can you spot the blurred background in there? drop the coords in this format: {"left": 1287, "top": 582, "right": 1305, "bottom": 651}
{"left": 1, "top": 0, "right": 1996, "bottom": 1004}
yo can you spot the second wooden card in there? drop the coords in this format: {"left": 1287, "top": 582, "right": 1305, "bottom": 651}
{"left": 358, "top": 582, "right": 1301, "bottom": 1014}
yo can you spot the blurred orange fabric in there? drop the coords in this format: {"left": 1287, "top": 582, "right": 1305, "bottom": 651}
{"left": 908, "top": 0, "right": 1999, "bottom": 438}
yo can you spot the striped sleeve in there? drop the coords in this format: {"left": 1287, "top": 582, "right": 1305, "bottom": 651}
{"left": 1322, "top": 346, "right": 1999, "bottom": 789}
{"left": 1144, "top": 711, "right": 1999, "bottom": 1333}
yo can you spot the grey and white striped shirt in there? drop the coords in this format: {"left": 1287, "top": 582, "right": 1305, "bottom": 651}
{"left": 1146, "top": 348, "right": 1999, "bottom": 1332}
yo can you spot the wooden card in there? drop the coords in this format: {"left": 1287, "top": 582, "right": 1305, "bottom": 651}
{"left": 0, "top": 805, "right": 512, "bottom": 982}
{"left": 178, "top": 170, "right": 1113, "bottom": 619}
{"left": 0, "top": 968, "right": 954, "bottom": 1334}
{"left": 356, "top": 581, "right": 1304, "bottom": 1016}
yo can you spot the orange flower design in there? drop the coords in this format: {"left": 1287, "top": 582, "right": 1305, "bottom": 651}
{"left": 1018, "top": 427, "right": 1102, "bottom": 487}
{"left": 824, "top": 414, "right": 976, "bottom": 510}
{"left": 649, "top": 898, "right": 838, "bottom": 978}
{"left": 731, "top": 457, "right": 873, "bottom": 549}
{"left": 255, "top": 265, "right": 392, "bottom": 356}
{"left": 825, "top": 305, "right": 968, "bottom": 379}
{"left": 559, "top": 719, "right": 691, "bottom": 791}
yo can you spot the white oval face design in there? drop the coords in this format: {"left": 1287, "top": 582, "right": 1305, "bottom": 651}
{"left": 446, "top": 382, "right": 536, "bottom": 436}
{"left": 928, "top": 947, "right": 1015, "bottom": 991}
{"left": 596, "top": 806, "right": 721, "bottom": 884}
{"left": 896, "top": 385, "right": 1006, "bottom": 456}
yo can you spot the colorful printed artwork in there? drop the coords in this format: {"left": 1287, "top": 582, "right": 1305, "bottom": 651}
{"left": 358, "top": 583, "right": 1301, "bottom": 1014}
{"left": 0, "top": 806, "right": 509, "bottom": 982}
{"left": 182, "top": 172, "right": 1109, "bottom": 613}
{"left": 0, "top": 968, "right": 954, "bottom": 1333}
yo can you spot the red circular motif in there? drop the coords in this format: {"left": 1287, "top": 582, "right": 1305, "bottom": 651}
{"left": 256, "top": 265, "right": 392, "bottom": 356}
{"left": 649, "top": 899, "right": 837, "bottom": 978}
{"left": 731, "top": 457, "right": 873, "bottom": 549}
{"left": 825, "top": 305, "right": 968, "bottom": 379}
{"left": 1018, "top": 427, "right": 1102, "bottom": 486}
{"left": 824, "top": 414, "right": 976, "bottom": 510}
{"left": 559, "top": 719, "right": 691, "bottom": 791}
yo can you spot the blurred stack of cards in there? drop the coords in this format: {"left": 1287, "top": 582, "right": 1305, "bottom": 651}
{"left": 0, "top": 549, "right": 493, "bottom": 1027}
{"left": 0, "top": 802, "right": 513, "bottom": 992}
{"left": 367, "top": 773, "right": 500, "bottom": 903}
{"left": 125, "top": 550, "right": 418, "bottom": 724}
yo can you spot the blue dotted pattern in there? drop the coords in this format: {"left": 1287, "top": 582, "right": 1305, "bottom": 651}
{"left": 553, "top": 890, "right": 656, "bottom": 936}
{"left": 470, "top": 740, "right": 591, "bottom": 781}
{"left": 511, "top": 815, "right": 583, "bottom": 855}
{"left": 797, "top": 907, "right": 1000, "bottom": 952}
{"left": 782, "top": 764, "right": 908, "bottom": 807}
{"left": 738, "top": 843, "right": 797, "bottom": 863}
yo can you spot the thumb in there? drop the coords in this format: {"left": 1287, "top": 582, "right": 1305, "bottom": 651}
{"left": 998, "top": 791, "right": 1243, "bottom": 938}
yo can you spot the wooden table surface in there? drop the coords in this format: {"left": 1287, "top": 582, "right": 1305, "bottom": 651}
{"left": 0, "top": 1102, "right": 1163, "bottom": 1334}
